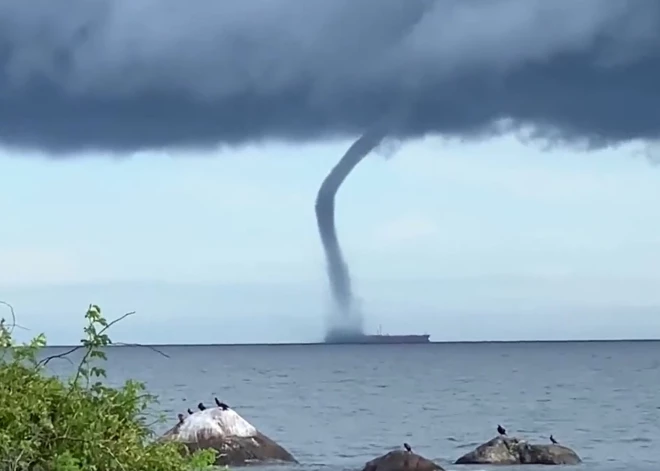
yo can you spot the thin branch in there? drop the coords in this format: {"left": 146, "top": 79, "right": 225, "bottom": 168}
{"left": 37, "top": 311, "right": 137, "bottom": 369}
{"left": 0, "top": 300, "right": 29, "bottom": 334}
{"left": 99, "top": 442, "right": 127, "bottom": 471}
{"left": 0, "top": 300, "right": 15, "bottom": 332}
{"left": 112, "top": 342, "right": 170, "bottom": 358}
{"left": 37, "top": 346, "right": 80, "bottom": 367}
{"left": 105, "top": 310, "right": 136, "bottom": 329}
{"left": 70, "top": 311, "right": 137, "bottom": 385}
{"left": 29, "top": 310, "right": 168, "bottom": 368}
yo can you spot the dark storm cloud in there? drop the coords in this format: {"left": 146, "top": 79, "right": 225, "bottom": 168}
{"left": 0, "top": 0, "right": 659, "bottom": 153}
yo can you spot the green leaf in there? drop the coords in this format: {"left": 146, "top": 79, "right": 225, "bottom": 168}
{"left": 0, "top": 303, "right": 215, "bottom": 471}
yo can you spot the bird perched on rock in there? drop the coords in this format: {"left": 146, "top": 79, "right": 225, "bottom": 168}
{"left": 198, "top": 402, "right": 206, "bottom": 411}
{"left": 187, "top": 408, "right": 193, "bottom": 415}
{"left": 497, "top": 425, "right": 506, "bottom": 436}
{"left": 550, "top": 435, "right": 558, "bottom": 444}
{"left": 214, "top": 397, "right": 230, "bottom": 410}
{"left": 177, "top": 413, "right": 185, "bottom": 424}
{"left": 403, "top": 443, "right": 412, "bottom": 453}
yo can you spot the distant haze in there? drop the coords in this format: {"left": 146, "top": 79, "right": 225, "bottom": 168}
{"left": 3, "top": 136, "right": 660, "bottom": 344}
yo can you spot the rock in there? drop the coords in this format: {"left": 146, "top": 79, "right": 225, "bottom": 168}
{"left": 161, "top": 407, "right": 297, "bottom": 467}
{"left": 521, "top": 443, "right": 582, "bottom": 465}
{"left": 454, "top": 436, "right": 581, "bottom": 466}
{"left": 362, "top": 450, "right": 444, "bottom": 471}
{"left": 455, "top": 436, "right": 522, "bottom": 465}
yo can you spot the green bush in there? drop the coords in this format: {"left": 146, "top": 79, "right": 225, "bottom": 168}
{"left": 0, "top": 303, "right": 216, "bottom": 471}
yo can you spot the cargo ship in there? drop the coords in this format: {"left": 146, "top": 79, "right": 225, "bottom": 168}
{"left": 324, "top": 325, "right": 431, "bottom": 344}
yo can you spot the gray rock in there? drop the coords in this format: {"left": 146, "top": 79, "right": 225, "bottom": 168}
{"left": 362, "top": 450, "right": 445, "bottom": 471}
{"left": 521, "top": 443, "right": 582, "bottom": 465}
{"left": 161, "top": 407, "right": 297, "bottom": 467}
{"left": 455, "top": 436, "right": 581, "bottom": 466}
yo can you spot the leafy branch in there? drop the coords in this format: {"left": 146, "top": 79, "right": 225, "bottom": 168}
{"left": 0, "top": 302, "right": 216, "bottom": 471}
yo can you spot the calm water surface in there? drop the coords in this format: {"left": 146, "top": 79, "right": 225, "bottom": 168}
{"left": 43, "top": 341, "right": 660, "bottom": 471}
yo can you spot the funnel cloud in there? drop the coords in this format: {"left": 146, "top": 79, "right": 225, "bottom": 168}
{"left": 315, "top": 123, "right": 393, "bottom": 337}
{"left": 0, "top": 0, "right": 660, "bottom": 153}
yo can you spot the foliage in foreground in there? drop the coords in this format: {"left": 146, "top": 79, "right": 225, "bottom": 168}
{"left": 0, "top": 303, "right": 216, "bottom": 471}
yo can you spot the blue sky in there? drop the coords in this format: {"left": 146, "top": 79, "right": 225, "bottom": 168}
{"left": 2, "top": 135, "right": 660, "bottom": 344}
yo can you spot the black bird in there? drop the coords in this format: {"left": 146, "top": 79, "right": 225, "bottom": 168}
{"left": 187, "top": 408, "right": 193, "bottom": 415}
{"left": 214, "top": 397, "right": 230, "bottom": 410}
{"left": 198, "top": 402, "right": 207, "bottom": 411}
{"left": 550, "top": 435, "right": 558, "bottom": 445}
{"left": 403, "top": 443, "right": 412, "bottom": 453}
{"left": 177, "top": 413, "right": 185, "bottom": 424}
{"left": 497, "top": 425, "right": 506, "bottom": 436}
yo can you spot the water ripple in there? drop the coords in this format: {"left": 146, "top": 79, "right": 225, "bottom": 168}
{"left": 41, "top": 341, "right": 660, "bottom": 471}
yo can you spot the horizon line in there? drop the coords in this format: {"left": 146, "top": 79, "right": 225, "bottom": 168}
{"left": 43, "top": 338, "right": 660, "bottom": 348}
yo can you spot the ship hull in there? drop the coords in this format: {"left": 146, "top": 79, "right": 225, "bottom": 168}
{"left": 324, "top": 331, "right": 430, "bottom": 345}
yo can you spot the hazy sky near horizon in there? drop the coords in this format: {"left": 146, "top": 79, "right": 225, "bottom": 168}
{"left": 2, "top": 135, "right": 660, "bottom": 344}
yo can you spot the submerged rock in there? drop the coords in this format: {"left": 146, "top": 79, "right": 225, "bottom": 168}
{"left": 161, "top": 406, "right": 297, "bottom": 467}
{"left": 362, "top": 449, "right": 444, "bottom": 471}
{"left": 455, "top": 436, "right": 581, "bottom": 465}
